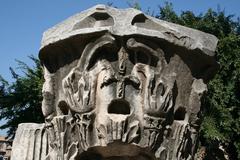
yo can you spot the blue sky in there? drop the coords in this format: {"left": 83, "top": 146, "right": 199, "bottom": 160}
{"left": 0, "top": 0, "right": 240, "bottom": 136}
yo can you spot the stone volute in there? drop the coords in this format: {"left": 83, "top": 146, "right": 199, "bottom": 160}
{"left": 11, "top": 5, "right": 218, "bottom": 160}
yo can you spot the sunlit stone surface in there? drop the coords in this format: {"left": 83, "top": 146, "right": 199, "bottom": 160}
{"left": 11, "top": 5, "right": 218, "bottom": 160}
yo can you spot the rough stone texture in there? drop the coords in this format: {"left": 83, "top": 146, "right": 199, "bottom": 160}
{"left": 11, "top": 5, "right": 218, "bottom": 160}
{"left": 11, "top": 123, "right": 48, "bottom": 160}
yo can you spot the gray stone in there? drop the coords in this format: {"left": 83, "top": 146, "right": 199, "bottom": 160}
{"left": 11, "top": 4, "right": 218, "bottom": 160}
{"left": 11, "top": 123, "right": 48, "bottom": 160}
{"left": 40, "top": 4, "right": 218, "bottom": 56}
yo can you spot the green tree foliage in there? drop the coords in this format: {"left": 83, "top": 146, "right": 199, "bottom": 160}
{"left": 156, "top": 2, "right": 240, "bottom": 159}
{"left": 127, "top": 0, "right": 141, "bottom": 10}
{"left": 0, "top": 56, "right": 44, "bottom": 138}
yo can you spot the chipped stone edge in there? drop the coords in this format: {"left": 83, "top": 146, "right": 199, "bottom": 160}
{"left": 40, "top": 4, "right": 218, "bottom": 57}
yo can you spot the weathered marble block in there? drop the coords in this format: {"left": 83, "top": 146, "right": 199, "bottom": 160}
{"left": 11, "top": 5, "right": 218, "bottom": 160}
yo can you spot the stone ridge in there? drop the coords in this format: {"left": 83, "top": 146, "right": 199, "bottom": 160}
{"left": 40, "top": 4, "right": 218, "bottom": 56}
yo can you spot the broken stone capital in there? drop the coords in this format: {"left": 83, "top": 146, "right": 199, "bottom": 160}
{"left": 11, "top": 4, "right": 218, "bottom": 160}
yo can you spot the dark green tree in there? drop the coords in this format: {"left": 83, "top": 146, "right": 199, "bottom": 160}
{"left": 0, "top": 56, "right": 44, "bottom": 138}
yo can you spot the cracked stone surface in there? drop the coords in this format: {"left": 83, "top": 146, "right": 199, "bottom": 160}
{"left": 11, "top": 4, "right": 218, "bottom": 160}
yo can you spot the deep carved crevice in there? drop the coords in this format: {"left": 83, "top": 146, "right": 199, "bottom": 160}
{"left": 77, "top": 151, "right": 102, "bottom": 160}
{"left": 78, "top": 143, "right": 155, "bottom": 160}
{"left": 58, "top": 100, "right": 69, "bottom": 115}
{"left": 108, "top": 99, "right": 130, "bottom": 115}
{"left": 174, "top": 107, "right": 186, "bottom": 120}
